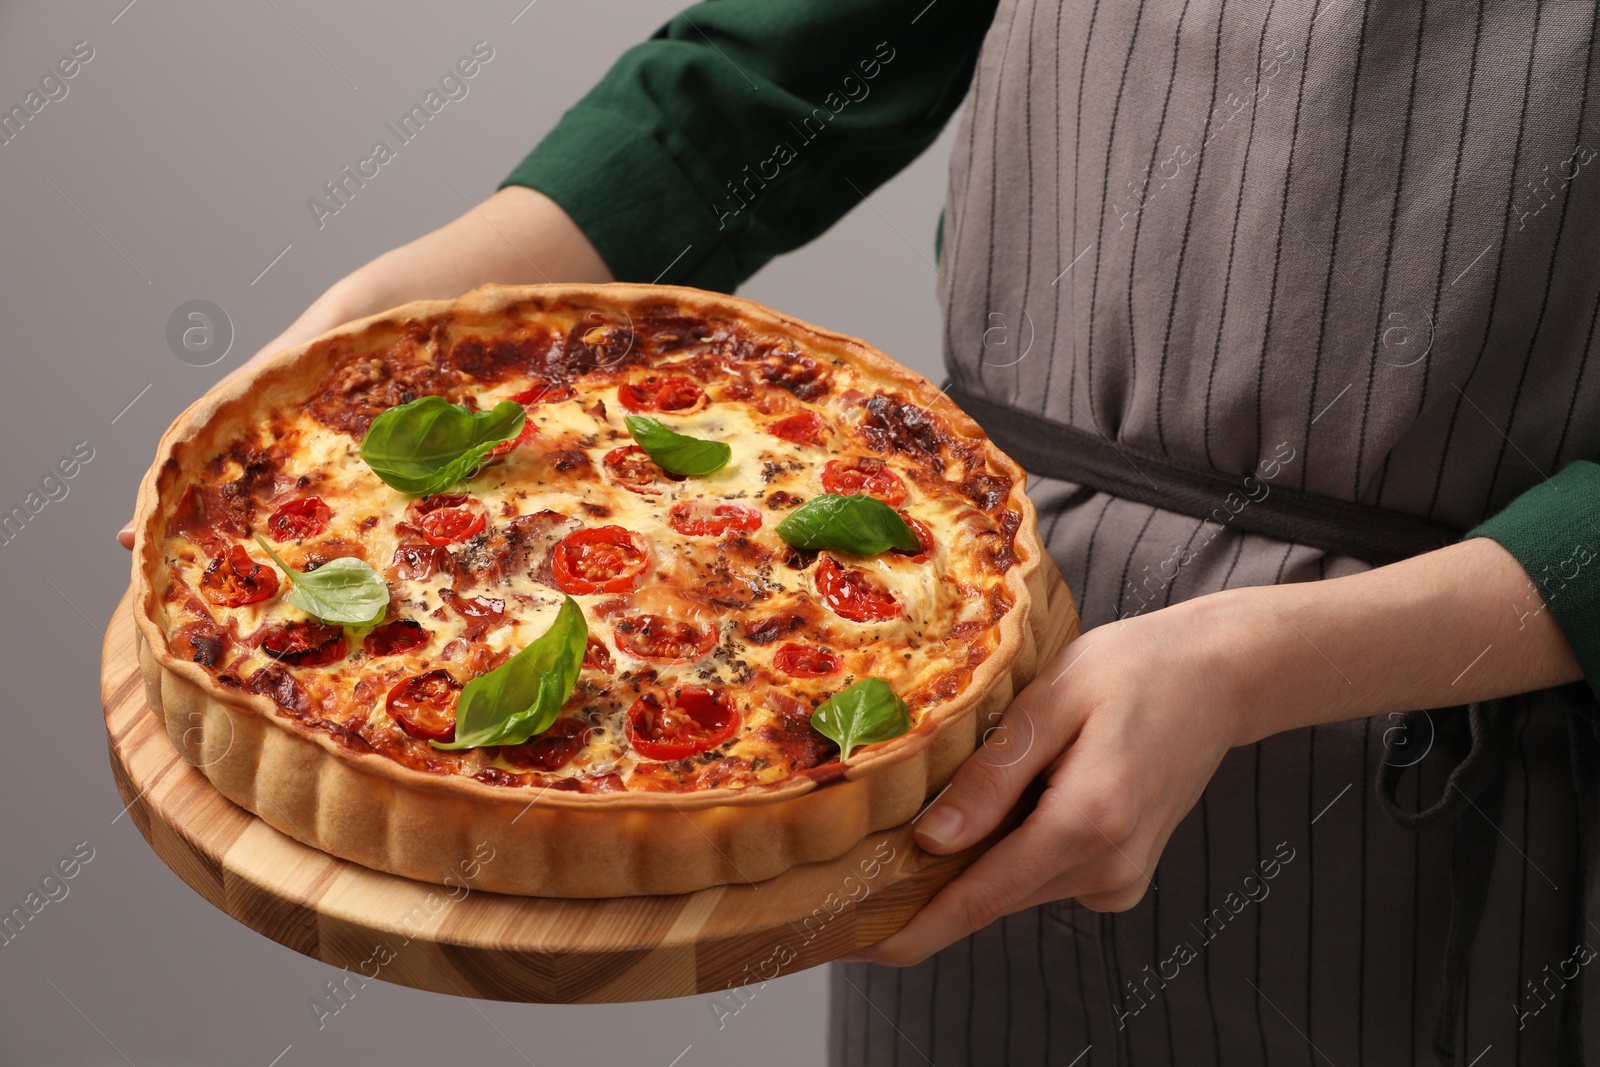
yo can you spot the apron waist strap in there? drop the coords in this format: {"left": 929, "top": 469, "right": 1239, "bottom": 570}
{"left": 946, "top": 387, "right": 1462, "bottom": 565}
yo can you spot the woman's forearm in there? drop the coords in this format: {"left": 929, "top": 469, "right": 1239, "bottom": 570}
{"left": 225, "top": 186, "right": 611, "bottom": 383}
{"left": 1196, "top": 537, "right": 1583, "bottom": 746}
{"left": 332, "top": 186, "right": 614, "bottom": 312}
{"left": 216, "top": 188, "right": 612, "bottom": 392}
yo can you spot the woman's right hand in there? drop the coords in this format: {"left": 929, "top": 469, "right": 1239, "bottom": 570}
{"left": 115, "top": 187, "right": 612, "bottom": 549}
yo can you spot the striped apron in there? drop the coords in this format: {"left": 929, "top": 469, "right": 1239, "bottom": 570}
{"left": 830, "top": 0, "right": 1600, "bottom": 1062}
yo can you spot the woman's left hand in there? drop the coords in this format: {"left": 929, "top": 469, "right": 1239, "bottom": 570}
{"left": 848, "top": 593, "right": 1254, "bottom": 967}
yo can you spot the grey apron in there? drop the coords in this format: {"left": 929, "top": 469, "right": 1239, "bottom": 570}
{"left": 830, "top": 0, "right": 1600, "bottom": 1062}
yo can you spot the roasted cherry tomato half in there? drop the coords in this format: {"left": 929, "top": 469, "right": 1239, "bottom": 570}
{"left": 767, "top": 410, "right": 829, "bottom": 447}
{"left": 385, "top": 669, "right": 462, "bottom": 742}
{"left": 892, "top": 512, "right": 935, "bottom": 564}
{"left": 266, "top": 497, "right": 332, "bottom": 542}
{"left": 509, "top": 379, "right": 576, "bottom": 405}
{"left": 418, "top": 507, "right": 486, "bottom": 546}
{"left": 407, "top": 493, "right": 487, "bottom": 546}
{"left": 821, "top": 457, "right": 908, "bottom": 506}
{"left": 602, "top": 444, "right": 684, "bottom": 495}
{"left": 260, "top": 619, "right": 348, "bottom": 667}
{"left": 613, "top": 614, "right": 718, "bottom": 663}
{"left": 486, "top": 418, "right": 537, "bottom": 457}
{"left": 501, "top": 717, "right": 591, "bottom": 771}
{"left": 363, "top": 619, "right": 429, "bottom": 657}
{"left": 551, "top": 525, "right": 650, "bottom": 595}
{"left": 814, "top": 554, "right": 902, "bottom": 623}
{"left": 617, "top": 375, "right": 707, "bottom": 414}
{"left": 583, "top": 636, "right": 615, "bottom": 672}
{"left": 625, "top": 686, "right": 739, "bottom": 761}
{"left": 772, "top": 642, "right": 842, "bottom": 678}
{"left": 199, "top": 545, "right": 280, "bottom": 607}
{"left": 668, "top": 500, "right": 762, "bottom": 537}
{"left": 488, "top": 380, "right": 574, "bottom": 456}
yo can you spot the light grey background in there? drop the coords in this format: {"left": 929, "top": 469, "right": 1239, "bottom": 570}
{"left": 0, "top": 1, "right": 957, "bottom": 1064}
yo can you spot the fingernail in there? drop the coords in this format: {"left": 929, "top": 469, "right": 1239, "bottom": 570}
{"left": 916, "top": 805, "right": 963, "bottom": 847}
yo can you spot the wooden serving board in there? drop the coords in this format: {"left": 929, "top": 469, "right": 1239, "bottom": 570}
{"left": 100, "top": 562, "right": 1078, "bottom": 1003}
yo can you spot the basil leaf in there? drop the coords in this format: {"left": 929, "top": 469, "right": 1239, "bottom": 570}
{"left": 252, "top": 535, "right": 389, "bottom": 625}
{"left": 775, "top": 494, "right": 920, "bottom": 555}
{"left": 432, "top": 596, "right": 589, "bottom": 751}
{"left": 811, "top": 678, "right": 911, "bottom": 761}
{"left": 359, "top": 396, "right": 525, "bottom": 494}
{"left": 623, "top": 415, "right": 731, "bottom": 476}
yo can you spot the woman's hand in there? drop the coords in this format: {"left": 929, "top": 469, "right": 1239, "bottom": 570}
{"left": 850, "top": 594, "right": 1249, "bottom": 966}
{"left": 852, "top": 537, "right": 1583, "bottom": 966}
{"left": 116, "top": 186, "right": 610, "bottom": 549}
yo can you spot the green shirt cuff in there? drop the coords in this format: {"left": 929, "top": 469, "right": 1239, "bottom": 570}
{"left": 1467, "top": 460, "right": 1600, "bottom": 703}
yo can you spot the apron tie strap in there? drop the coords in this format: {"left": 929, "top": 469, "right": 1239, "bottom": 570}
{"left": 1563, "top": 690, "right": 1600, "bottom": 1066}
{"left": 945, "top": 386, "right": 1460, "bottom": 565}
{"left": 1378, "top": 702, "right": 1515, "bottom": 1065}
{"left": 1378, "top": 696, "right": 1599, "bottom": 1067}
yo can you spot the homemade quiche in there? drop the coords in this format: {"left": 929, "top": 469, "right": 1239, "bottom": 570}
{"left": 131, "top": 284, "right": 1048, "bottom": 896}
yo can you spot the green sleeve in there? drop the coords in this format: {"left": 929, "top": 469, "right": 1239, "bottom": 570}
{"left": 500, "top": 0, "right": 999, "bottom": 292}
{"left": 1467, "top": 460, "right": 1600, "bottom": 701}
